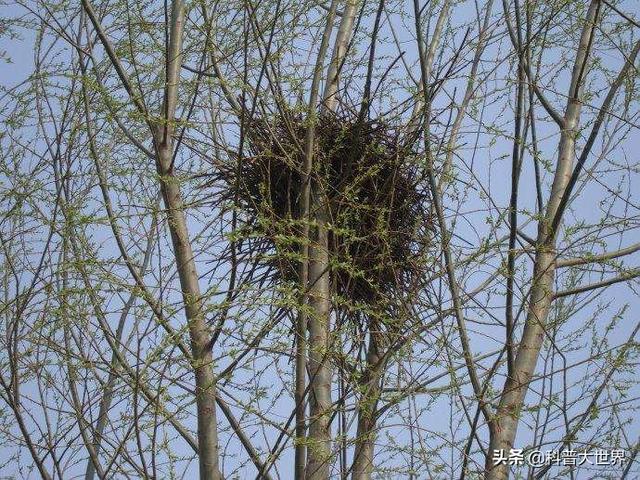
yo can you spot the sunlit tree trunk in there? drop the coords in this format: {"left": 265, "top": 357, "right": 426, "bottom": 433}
{"left": 153, "top": 2, "right": 221, "bottom": 478}
{"left": 351, "top": 333, "right": 383, "bottom": 480}
{"left": 486, "top": 2, "right": 600, "bottom": 478}
{"left": 305, "top": 2, "right": 358, "bottom": 478}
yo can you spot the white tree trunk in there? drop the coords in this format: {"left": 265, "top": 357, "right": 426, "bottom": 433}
{"left": 351, "top": 334, "right": 383, "bottom": 480}
{"left": 155, "top": 2, "right": 221, "bottom": 478}
{"left": 486, "top": 2, "right": 600, "bottom": 478}
{"left": 306, "top": 2, "right": 358, "bottom": 478}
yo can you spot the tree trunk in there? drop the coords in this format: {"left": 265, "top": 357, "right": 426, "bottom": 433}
{"left": 306, "top": 2, "right": 358, "bottom": 477}
{"left": 154, "top": 2, "right": 221, "bottom": 478}
{"left": 305, "top": 206, "right": 333, "bottom": 480}
{"left": 322, "top": 0, "right": 358, "bottom": 113}
{"left": 351, "top": 333, "right": 383, "bottom": 480}
{"left": 485, "top": 2, "right": 599, "bottom": 478}
{"left": 156, "top": 140, "right": 222, "bottom": 480}
{"left": 296, "top": 4, "right": 339, "bottom": 477}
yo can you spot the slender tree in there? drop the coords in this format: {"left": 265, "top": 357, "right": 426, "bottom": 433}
{"left": 1, "top": 0, "right": 639, "bottom": 479}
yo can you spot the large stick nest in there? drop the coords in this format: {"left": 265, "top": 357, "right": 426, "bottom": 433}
{"left": 228, "top": 109, "right": 431, "bottom": 310}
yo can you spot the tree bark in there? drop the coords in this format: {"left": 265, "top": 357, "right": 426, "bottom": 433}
{"left": 154, "top": 2, "right": 221, "bottom": 479}
{"left": 156, "top": 139, "right": 222, "bottom": 480}
{"left": 306, "top": 2, "right": 358, "bottom": 477}
{"left": 296, "top": 3, "right": 339, "bottom": 478}
{"left": 322, "top": 0, "right": 358, "bottom": 113}
{"left": 351, "top": 333, "right": 383, "bottom": 480}
{"left": 485, "top": 2, "right": 600, "bottom": 478}
{"left": 305, "top": 210, "right": 333, "bottom": 479}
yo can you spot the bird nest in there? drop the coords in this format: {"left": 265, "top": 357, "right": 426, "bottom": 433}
{"left": 228, "top": 109, "right": 430, "bottom": 310}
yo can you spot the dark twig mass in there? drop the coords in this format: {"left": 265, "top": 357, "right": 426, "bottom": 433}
{"left": 224, "top": 108, "right": 431, "bottom": 312}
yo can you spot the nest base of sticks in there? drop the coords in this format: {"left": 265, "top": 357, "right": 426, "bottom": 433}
{"left": 231, "top": 109, "right": 429, "bottom": 315}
